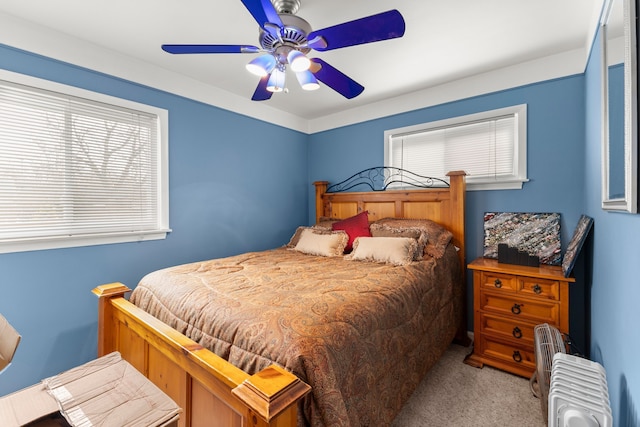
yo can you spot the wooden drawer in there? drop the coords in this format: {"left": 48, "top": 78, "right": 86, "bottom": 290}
{"left": 479, "top": 313, "right": 537, "bottom": 347}
{"left": 519, "top": 277, "right": 560, "bottom": 301}
{"left": 480, "top": 272, "right": 518, "bottom": 292}
{"left": 466, "top": 257, "right": 574, "bottom": 378}
{"left": 479, "top": 335, "right": 536, "bottom": 375}
{"left": 480, "top": 291, "right": 559, "bottom": 324}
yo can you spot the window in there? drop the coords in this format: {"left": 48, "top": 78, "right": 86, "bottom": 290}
{"left": 0, "top": 71, "right": 169, "bottom": 253}
{"left": 384, "top": 105, "right": 527, "bottom": 190}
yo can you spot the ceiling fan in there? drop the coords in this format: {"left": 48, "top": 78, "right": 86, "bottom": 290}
{"left": 161, "top": 0, "right": 405, "bottom": 101}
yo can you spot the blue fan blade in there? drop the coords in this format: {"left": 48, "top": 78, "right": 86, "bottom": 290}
{"left": 162, "top": 44, "right": 260, "bottom": 54}
{"left": 240, "top": 0, "right": 283, "bottom": 38}
{"left": 251, "top": 75, "right": 273, "bottom": 101}
{"left": 308, "top": 10, "right": 405, "bottom": 52}
{"left": 310, "top": 58, "right": 364, "bottom": 99}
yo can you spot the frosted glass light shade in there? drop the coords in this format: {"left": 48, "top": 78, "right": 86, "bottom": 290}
{"left": 287, "top": 50, "right": 311, "bottom": 72}
{"left": 246, "top": 54, "right": 277, "bottom": 77}
{"left": 267, "top": 68, "right": 286, "bottom": 92}
{"left": 295, "top": 71, "right": 320, "bottom": 91}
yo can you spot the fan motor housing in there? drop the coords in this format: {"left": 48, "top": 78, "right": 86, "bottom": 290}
{"left": 259, "top": 14, "right": 312, "bottom": 54}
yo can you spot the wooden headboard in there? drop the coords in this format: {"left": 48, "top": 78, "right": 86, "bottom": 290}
{"left": 314, "top": 170, "right": 467, "bottom": 270}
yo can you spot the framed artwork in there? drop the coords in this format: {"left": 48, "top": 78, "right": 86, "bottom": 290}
{"left": 483, "top": 212, "right": 562, "bottom": 265}
{"left": 562, "top": 215, "right": 594, "bottom": 277}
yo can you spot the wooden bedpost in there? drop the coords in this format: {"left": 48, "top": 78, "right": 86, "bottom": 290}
{"left": 446, "top": 171, "right": 466, "bottom": 271}
{"left": 313, "top": 181, "right": 328, "bottom": 223}
{"left": 446, "top": 171, "right": 471, "bottom": 347}
{"left": 92, "top": 282, "right": 130, "bottom": 356}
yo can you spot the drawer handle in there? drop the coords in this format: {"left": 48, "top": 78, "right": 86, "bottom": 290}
{"left": 494, "top": 279, "right": 502, "bottom": 288}
{"left": 512, "top": 350, "right": 522, "bottom": 363}
{"left": 512, "top": 327, "right": 522, "bottom": 339}
{"left": 511, "top": 303, "right": 522, "bottom": 315}
{"left": 532, "top": 284, "right": 542, "bottom": 294}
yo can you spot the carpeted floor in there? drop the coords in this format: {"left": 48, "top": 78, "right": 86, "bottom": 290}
{"left": 391, "top": 343, "right": 545, "bottom": 426}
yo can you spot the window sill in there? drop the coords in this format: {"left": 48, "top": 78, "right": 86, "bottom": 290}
{"left": 466, "top": 178, "right": 529, "bottom": 191}
{"left": 0, "top": 229, "right": 172, "bottom": 254}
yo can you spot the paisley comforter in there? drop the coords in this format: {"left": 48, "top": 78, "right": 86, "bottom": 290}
{"left": 130, "top": 245, "right": 463, "bottom": 427}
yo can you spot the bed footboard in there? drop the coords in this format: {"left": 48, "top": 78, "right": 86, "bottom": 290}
{"left": 93, "top": 283, "right": 310, "bottom": 427}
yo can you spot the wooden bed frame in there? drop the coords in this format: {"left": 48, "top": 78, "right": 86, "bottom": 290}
{"left": 93, "top": 170, "right": 467, "bottom": 427}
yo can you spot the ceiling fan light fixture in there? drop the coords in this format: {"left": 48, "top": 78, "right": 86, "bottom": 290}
{"left": 266, "top": 68, "right": 286, "bottom": 92}
{"left": 287, "top": 50, "right": 311, "bottom": 72}
{"left": 296, "top": 70, "right": 320, "bottom": 91}
{"left": 162, "top": 1, "right": 406, "bottom": 101}
{"left": 246, "top": 54, "right": 277, "bottom": 77}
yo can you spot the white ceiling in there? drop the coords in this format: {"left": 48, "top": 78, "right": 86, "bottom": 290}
{"left": 0, "top": 0, "right": 604, "bottom": 133}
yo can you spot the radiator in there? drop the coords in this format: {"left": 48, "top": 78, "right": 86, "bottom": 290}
{"left": 548, "top": 353, "right": 612, "bottom": 427}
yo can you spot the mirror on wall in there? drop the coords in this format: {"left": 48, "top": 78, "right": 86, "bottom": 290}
{"left": 601, "top": 0, "right": 638, "bottom": 213}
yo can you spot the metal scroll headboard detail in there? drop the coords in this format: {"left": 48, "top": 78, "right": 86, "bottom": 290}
{"left": 325, "top": 167, "right": 449, "bottom": 193}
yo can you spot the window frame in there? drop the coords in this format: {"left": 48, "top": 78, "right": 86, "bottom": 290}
{"left": 384, "top": 104, "right": 528, "bottom": 191}
{"left": 0, "top": 69, "right": 170, "bottom": 254}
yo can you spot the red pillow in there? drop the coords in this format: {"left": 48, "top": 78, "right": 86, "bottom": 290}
{"left": 332, "top": 211, "right": 371, "bottom": 253}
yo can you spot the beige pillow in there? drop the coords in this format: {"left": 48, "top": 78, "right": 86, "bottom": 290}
{"left": 287, "top": 225, "right": 342, "bottom": 248}
{"left": 369, "top": 227, "right": 426, "bottom": 261}
{"left": 293, "top": 228, "right": 349, "bottom": 257}
{"left": 346, "top": 236, "right": 418, "bottom": 266}
{"left": 370, "top": 218, "right": 453, "bottom": 259}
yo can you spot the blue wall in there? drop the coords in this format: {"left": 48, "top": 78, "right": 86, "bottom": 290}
{"left": 584, "top": 29, "right": 640, "bottom": 426}
{"left": 0, "top": 45, "right": 309, "bottom": 395}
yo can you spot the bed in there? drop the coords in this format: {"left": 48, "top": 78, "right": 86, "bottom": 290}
{"left": 93, "top": 168, "right": 468, "bottom": 427}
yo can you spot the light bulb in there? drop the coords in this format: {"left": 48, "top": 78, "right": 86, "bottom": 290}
{"left": 287, "top": 50, "right": 311, "bottom": 72}
{"left": 266, "top": 68, "right": 286, "bottom": 92}
{"left": 295, "top": 71, "right": 320, "bottom": 91}
{"left": 246, "top": 54, "right": 276, "bottom": 77}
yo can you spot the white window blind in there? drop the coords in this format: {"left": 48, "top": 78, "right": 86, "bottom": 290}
{"left": 384, "top": 105, "right": 527, "bottom": 190}
{"left": 0, "top": 72, "right": 169, "bottom": 253}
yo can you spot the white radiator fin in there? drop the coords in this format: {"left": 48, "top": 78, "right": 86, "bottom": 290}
{"left": 548, "top": 353, "right": 612, "bottom": 427}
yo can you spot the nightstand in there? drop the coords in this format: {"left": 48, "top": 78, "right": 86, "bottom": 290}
{"left": 464, "top": 257, "right": 575, "bottom": 378}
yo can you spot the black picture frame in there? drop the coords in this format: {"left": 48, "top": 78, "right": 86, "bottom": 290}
{"left": 562, "top": 215, "right": 594, "bottom": 278}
